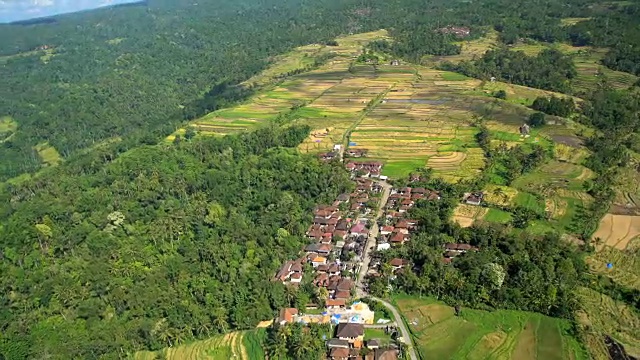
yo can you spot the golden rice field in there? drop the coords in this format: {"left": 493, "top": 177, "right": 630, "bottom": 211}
{"left": 134, "top": 331, "right": 265, "bottom": 360}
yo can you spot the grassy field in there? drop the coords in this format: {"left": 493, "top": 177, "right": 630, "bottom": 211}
{"left": 394, "top": 295, "right": 588, "bottom": 360}
{"left": 33, "top": 142, "right": 63, "bottom": 166}
{"left": 134, "top": 330, "right": 265, "bottom": 360}
{"left": 483, "top": 208, "right": 513, "bottom": 224}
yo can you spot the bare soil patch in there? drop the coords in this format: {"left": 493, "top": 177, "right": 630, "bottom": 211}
{"left": 592, "top": 214, "right": 640, "bottom": 251}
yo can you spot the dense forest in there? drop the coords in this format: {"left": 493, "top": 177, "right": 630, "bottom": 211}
{"left": 367, "top": 175, "right": 585, "bottom": 319}
{"left": 0, "top": 126, "right": 352, "bottom": 359}
{"left": 439, "top": 48, "right": 577, "bottom": 92}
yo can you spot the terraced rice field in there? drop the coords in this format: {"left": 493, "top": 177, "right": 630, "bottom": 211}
{"left": 452, "top": 204, "right": 488, "bottom": 227}
{"left": 134, "top": 331, "right": 261, "bottom": 360}
{"left": 576, "top": 287, "right": 640, "bottom": 359}
{"left": 395, "top": 295, "right": 587, "bottom": 360}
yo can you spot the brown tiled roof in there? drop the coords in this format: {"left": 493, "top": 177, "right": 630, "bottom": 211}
{"left": 335, "top": 290, "right": 350, "bottom": 299}
{"left": 389, "top": 258, "right": 407, "bottom": 267}
{"left": 317, "top": 264, "right": 329, "bottom": 272}
{"left": 279, "top": 308, "right": 298, "bottom": 323}
{"left": 330, "top": 347, "right": 350, "bottom": 359}
{"left": 290, "top": 272, "right": 302, "bottom": 280}
{"left": 336, "top": 323, "right": 364, "bottom": 338}
{"left": 291, "top": 263, "right": 302, "bottom": 272}
{"left": 442, "top": 257, "right": 453, "bottom": 264}
{"left": 390, "top": 232, "right": 406, "bottom": 243}
{"left": 275, "top": 261, "right": 293, "bottom": 281}
{"left": 444, "top": 250, "right": 459, "bottom": 258}
{"left": 334, "top": 230, "right": 348, "bottom": 238}
{"left": 326, "top": 298, "right": 346, "bottom": 307}
{"left": 337, "top": 278, "right": 354, "bottom": 291}
{"left": 395, "top": 220, "right": 409, "bottom": 228}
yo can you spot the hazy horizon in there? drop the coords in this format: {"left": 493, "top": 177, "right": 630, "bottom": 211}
{"left": 0, "top": 0, "right": 140, "bottom": 23}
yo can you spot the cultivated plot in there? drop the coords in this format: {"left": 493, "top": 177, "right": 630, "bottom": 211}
{"left": 395, "top": 295, "right": 587, "bottom": 360}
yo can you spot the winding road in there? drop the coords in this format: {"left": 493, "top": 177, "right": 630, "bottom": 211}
{"left": 370, "top": 296, "right": 418, "bottom": 360}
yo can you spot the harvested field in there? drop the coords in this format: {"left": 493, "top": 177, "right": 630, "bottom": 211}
{"left": 513, "top": 319, "right": 538, "bottom": 360}
{"left": 452, "top": 204, "right": 488, "bottom": 227}
{"left": 592, "top": 214, "right": 640, "bottom": 251}
{"left": 550, "top": 135, "right": 583, "bottom": 148}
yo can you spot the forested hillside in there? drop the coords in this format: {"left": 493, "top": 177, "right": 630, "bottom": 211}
{"left": 0, "top": 125, "right": 352, "bottom": 358}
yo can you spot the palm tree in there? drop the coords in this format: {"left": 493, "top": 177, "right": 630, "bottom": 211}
{"left": 211, "top": 307, "right": 229, "bottom": 334}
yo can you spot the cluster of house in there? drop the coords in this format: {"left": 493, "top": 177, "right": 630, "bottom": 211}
{"left": 275, "top": 170, "right": 385, "bottom": 302}
{"left": 319, "top": 151, "right": 340, "bottom": 161}
{"left": 278, "top": 302, "right": 399, "bottom": 359}
{"left": 345, "top": 161, "right": 384, "bottom": 178}
{"left": 346, "top": 149, "right": 368, "bottom": 158}
{"left": 375, "top": 186, "right": 440, "bottom": 250}
{"left": 437, "top": 25, "right": 471, "bottom": 37}
{"left": 327, "top": 324, "right": 399, "bottom": 360}
{"left": 442, "top": 242, "right": 479, "bottom": 264}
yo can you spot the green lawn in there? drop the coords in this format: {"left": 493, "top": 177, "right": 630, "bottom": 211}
{"left": 484, "top": 208, "right": 512, "bottom": 223}
{"left": 364, "top": 328, "right": 393, "bottom": 347}
{"left": 381, "top": 159, "right": 426, "bottom": 179}
{"left": 514, "top": 192, "right": 546, "bottom": 214}
{"left": 394, "top": 295, "right": 588, "bottom": 360}
{"left": 441, "top": 71, "right": 472, "bottom": 81}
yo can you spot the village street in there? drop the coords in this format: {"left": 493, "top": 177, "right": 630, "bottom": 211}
{"left": 355, "top": 179, "right": 391, "bottom": 295}
{"left": 352, "top": 179, "right": 419, "bottom": 360}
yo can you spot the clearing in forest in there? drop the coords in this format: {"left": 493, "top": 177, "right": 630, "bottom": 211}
{"left": 394, "top": 295, "right": 587, "bottom": 360}
{"left": 0, "top": 116, "right": 17, "bottom": 142}
{"left": 33, "top": 142, "right": 63, "bottom": 166}
{"left": 134, "top": 330, "right": 265, "bottom": 360}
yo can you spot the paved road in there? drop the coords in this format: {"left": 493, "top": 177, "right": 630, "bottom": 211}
{"left": 350, "top": 180, "right": 418, "bottom": 360}
{"left": 371, "top": 296, "right": 419, "bottom": 360}
{"left": 355, "top": 180, "right": 392, "bottom": 294}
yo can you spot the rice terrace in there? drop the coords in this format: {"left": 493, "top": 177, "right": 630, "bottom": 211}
{"left": 394, "top": 295, "right": 588, "bottom": 360}
{"left": 134, "top": 331, "right": 265, "bottom": 360}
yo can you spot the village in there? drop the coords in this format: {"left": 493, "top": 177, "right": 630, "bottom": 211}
{"left": 272, "top": 146, "right": 462, "bottom": 360}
